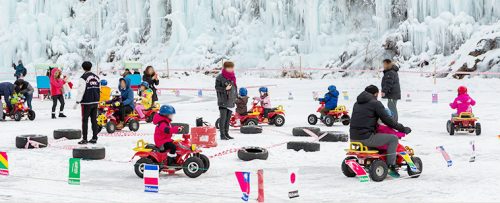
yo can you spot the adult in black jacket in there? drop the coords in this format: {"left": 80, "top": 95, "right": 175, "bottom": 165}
{"left": 142, "top": 66, "right": 160, "bottom": 103}
{"left": 0, "top": 82, "right": 15, "bottom": 121}
{"left": 381, "top": 59, "right": 401, "bottom": 122}
{"left": 14, "top": 79, "right": 34, "bottom": 109}
{"left": 350, "top": 85, "right": 411, "bottom": 175}
{"left": 76, "top": 61, "right": 101, "bottom": 144}
{"left": 215, "top": 61, "right": 238, "bottom": 140}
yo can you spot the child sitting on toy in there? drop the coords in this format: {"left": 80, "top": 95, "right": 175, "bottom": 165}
{"left": 376, "top": 109, "right": 406, "bottom": 150}
{"left": 99, "top": 80, "right": 111, "bottom": 103}
{"left": 153, "top": 104, "right": 183, "bottom": 166}
{"left": 135, "top": 82, "right": 153, "bottom": 119}
{"left": 450, "top": 86, "right": 476, "bottom": 117}
{"left": 234, "top": 87, "right": 249, "bottom": 126}
{"left": 318, "top": 85, "right": 339, "bottom": 119}
{"left": 254, "top": 87, "right": 272, "bottom": 123}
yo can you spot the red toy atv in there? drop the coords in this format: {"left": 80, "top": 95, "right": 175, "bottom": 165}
{"left": 308, "top": 103, "right": 350, "bottom": 126}
{"left": 97, "top": 104, "right": 140, "bottom": 133}
{"left": 132, "top": 137, "right": 210, "bottom": 178}
{"left": 341, "top": 141, "right": 422, "bottom": 182}
{"left": 137, "top": 103, "right": 160, "bottom": 123}
{"left": 447, "top": 112, "right": 481, "bottom": 136}
{"left": 215, "top": 99, "right": 285, "bottom": 128}
{"left": 2, "top": 95, "right": 35, "bottom": 121}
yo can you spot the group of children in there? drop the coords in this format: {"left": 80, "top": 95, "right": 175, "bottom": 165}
{"left": 233, "top": 86, "right": 273, "bottom": 125}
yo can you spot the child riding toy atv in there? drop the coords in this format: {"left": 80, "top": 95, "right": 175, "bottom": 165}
{"left": 308, "top": 103, "right": 350, "bottom": 126}
{"left": 215, "top": 98, "right": 285, "bottom": 128}
{"left": 132, "top": 137, "right": 210, "bottom": 178}
{"left": 447, "top": 112, "right": 481, "bottom": 136}
{"left": 97, "top": 103, "right": 140, "bottom": 133}
{"left": 2, "top": 94, "right": 35, "bottom": 121}
{"left": 341, "top": 141, "right": 423, "bottom": 182}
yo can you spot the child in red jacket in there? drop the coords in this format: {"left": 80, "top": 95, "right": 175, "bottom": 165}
{"left": 50, "top": 67, "right": 67, "bottom": 119}
{"left": 153, "top": 104, "right": 183, "bottom": 166}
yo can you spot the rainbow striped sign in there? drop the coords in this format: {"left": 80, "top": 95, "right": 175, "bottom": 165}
{"left": 144, "top": 164, "right": 159, "bottom": 193}
{"left": 0, "top": 152, "right": 8, "bottom": 176}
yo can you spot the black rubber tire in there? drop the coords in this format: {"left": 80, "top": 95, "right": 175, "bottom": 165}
{"left": 368, "top": 160, "right": 388, "bottom": 182}
{"left": 72, "top": 147, "right": 106, "bottom": 160}
{"left": 475, "top": 123, "right": 481, "bottom": 136}
{"left": 215, "top": 118, "right": 220, "bottom": 129}
{"left": 128, "top": 119, "right": 140, "bottom": 132}
{"left": 287, "top": 141, "right": 320, "bottom": 152}
{"left": 273, "top": 115, "right": 285, "bottom": 127}
{"left": 106, "top": 122, "right": 116, "bottom": 133}
{"left": 14, "top": 111, "right": 22, "bottom": 121}
{"left": 319, "top": 131, "right": 347, "bottom": 142}
{"left": 54, "top": 129, "right": 82, "bottom": 140}
{"left": 240, "top": 126, "right": 263, "bottom": 134}
{"left": 172, "top": 123, "right": 190, "bottom": 134}
{"left": 134, "top": 157, "right": 157, "bottom": 178}
{"left": 292, "top": 127, "right": 320, "bottom": 137}
{"left": 324, "top": 115, "right": 335, "bottom": 126}
{"left": 341, "top": 115, "right": 350, "bottom": 126}
{"left": 243, "top": 118, "right": 259, "bottom": 126}
{"left": 15, "top": 135, "right": 48, "bottom": 149}
{"left": 339, "top": 134, "right": 349, "bottom": 142}
{"left": 407, "top": 156, "right": 423, "bottom": 178}
{"left": 342, "top": 157, "right": 358, "bottom": 177}
{"left": 307, "top": 114, "right": 318, "bottom": 125}
{"left": 27, "top": 110, "right": 36, "bottom": 121}
{"left": 146, "top": 112, "right": 155, "bottom": 123}
{"left": 237, "top": 146, "right": 269, "bottom": 161}
{"left": 197, "top": 154, "right": 210, "bottom": 173}
{"left": 183, "top": 157, "right": 205, "bottom": 178}
{"left": 447, "top": 120, "right": 455, "bottom": 135}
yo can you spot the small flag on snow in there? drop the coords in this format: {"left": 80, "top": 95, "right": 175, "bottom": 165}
{"left": 432, "top": 93, "right": 438, "bottom": 104}
{"left": 0, "top": 152, "right": 8, "bottom": 176}
{"left": 436, "top": 146, "right": 452, "bottom": 167}
{"left": 68, "top": 158, "right": 80, "bottom": 185}
{"left": 175, "top": 89, "right": 180, "bottom": 97}
{"left": 344, "top": 159, "right": 369, "bottom": 182}
{"left": 235, "top": 172, "right": 250, "bottom": 201}
{"left": 342, "top": 91, "right": 349, "bottom": 101}
{"left": 312, "top": 91, "right": 319, "bottom": 101}
{"left": 198, "top": 89, "right": 203, "bottom": 97}
{"left": 144, "top": 164, "right": 159, "bottom": 193}
{"left": 406, "top": 93, "right": 412, "bottom": 102}
{"left": 288, "top": 168, "right": 299, "bottom": 199}
{"left": 288, "top": 92, "right": 294, "bottom": 100}
{"left": 469, "top": 141, "right": 476, "bottom": 162}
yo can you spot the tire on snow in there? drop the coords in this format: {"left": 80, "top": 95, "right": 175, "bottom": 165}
{"left": 240, "top": 126, "right": 263, "bottom": 134}
{"left": 287, "top": 141, "right": 320, "bottom": 152}
{"left": 237, "top": 146, "right": 269, "bottom": 161}
{"left": 292, "top": 127, "right": 320, "bottom": 137}
{"left": 319, "top": 131, "right": 348, "bottom": 142}
{"left": 15, "top": 135, "right": 48, "bottom": 149}
{"left": 171, "top": 123, "right": 190, "bottom": 134}
{"left": 73, "top": 147, "right": 106, "bottom": 160}
{"left": 53, "top": 129, "right": 82, "bottom": 140}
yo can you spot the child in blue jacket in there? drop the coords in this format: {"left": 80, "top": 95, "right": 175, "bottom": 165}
{"left": 318, "top": 85, "right": 339, "bottom": 118}
{"left": 117, "top": 77, "right": 135, "bottom": 128}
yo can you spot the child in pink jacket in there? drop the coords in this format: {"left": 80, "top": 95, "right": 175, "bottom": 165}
{"left": 50, "top": 68, "right": 67, "bottom": 119}
{"left": 254, "top": 87, "right": 272, "bottom": 122}
{"left": 376, "top": 109, "right": 406, "bottom": 150}
{"left": 450, "top": 86, "right": 476, "bottom": 117}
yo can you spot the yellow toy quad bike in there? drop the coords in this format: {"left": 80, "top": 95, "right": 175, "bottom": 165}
{"left": 447, "top": 112, "right": 480, "bottom": 136}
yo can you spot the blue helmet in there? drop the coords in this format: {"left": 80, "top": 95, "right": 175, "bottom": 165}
{"left": 328, "top": 85, "right": 336, "bottom": 92}
{"left": 385, "top": 108, "right": 393, "bottom": 117}
{"left": 259, "top": 87, "right": 268, "bottom": 93}
{"left": 159, "top": 105, "right": 176, "bottom": 115}
{"left": 141, "top": 81, "right": 149, "bottom": 87}
{"left": 100, "top": 80, "right": 108, "bottom": 86}
{"left": 239, "top": 87, "right": 248, "bottom": 96}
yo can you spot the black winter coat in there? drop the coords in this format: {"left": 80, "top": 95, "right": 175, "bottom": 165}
{"left": 215, "top": 74, "right": 237, "bottom": 109}
{"left": 381, "top": 65, "right": 401, "bottom": 100}
{"left": 349, "top": 91, "right": 405, "bottom": 140}
{"left": 142, "top": 74, "right": 159, "bottom": 102}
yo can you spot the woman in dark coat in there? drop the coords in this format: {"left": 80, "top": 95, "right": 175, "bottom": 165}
{"left": 215, "top": 61, "right": 238, "bottom": 140}
{"left": 142, "top": 66, "right": 160, "bottom": 103}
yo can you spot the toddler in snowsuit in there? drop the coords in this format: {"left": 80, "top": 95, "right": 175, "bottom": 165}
{"left": 135, "top": 82, "right": 153, "bottom": 119}
{"left": 99, "top": 80, "right": 111, "bottom": 103}
{"left": 450, "top": 86, "right": 475, "bottom": 117}
{"left": 254, "top": 87, "right": 272, "bottom": 122}
{"left": 318, "top": 85, "right": 339, "bottom": 118}
{"left": 153, "top": 105, "right": 183, "bottom": 166}
{"left": 235, "top": 87, "right": 249, "bottom": 125}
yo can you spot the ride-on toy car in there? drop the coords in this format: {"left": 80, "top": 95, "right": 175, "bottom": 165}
{"left": 447, "top": 112, "right": 481, "bottom": 136}
{"left": 308, "top": 103, "right": 350, "bottom": 126}
{"left": 2, "top": 95, "right": 35, "bottom": 121}
{"left": 341, "top": 141, "right": 423, "bottom": 182}
{"left": 97, "top": 104, "right": 140, "bottom": 133}
{"left": 132, "top": 137, "right": 210, "bottom": 178}
{"left": 137, "top": 102, "right": 160, "bottom": 123}
{"left": 215, "top": 98, "right": 285, "bottom": 128}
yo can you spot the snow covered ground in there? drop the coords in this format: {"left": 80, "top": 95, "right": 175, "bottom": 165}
{"left": 1, "top": 74, "right": 500, "bottom": 202}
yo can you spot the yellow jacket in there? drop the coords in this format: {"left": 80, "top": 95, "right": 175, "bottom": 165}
{"left": 140, "top": 89, "right": 153, "bottom": 109}
{"left": 100, "top": 86, "right": 112, "bottom": 102}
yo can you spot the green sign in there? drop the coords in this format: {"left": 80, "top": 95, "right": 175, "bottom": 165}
{"left": 68, "top": 158, "right": 81, "bottom": 185}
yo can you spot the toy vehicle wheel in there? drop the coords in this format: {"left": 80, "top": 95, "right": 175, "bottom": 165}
{"left": 27, "top": 110, "right": 36, "bottom": 121}
{"left": 287, "top": 141, "right": 320, "bottom": 152}
{"left": 196, "top": 154, "right": 210, "bottom": 173}
{"left": 134, "top": 157, "right": 158, "bottom": 178}
{"left": 341, "top": 115, "right": 350, "bottom": 126}
{"left": 292, "top": 127, "right": 320, "bottom": 137}
{"left": 172, "top": 123, "right": 190, "bottom": 134}
{"left": 307, "top": 114, "right": 318, "bottom": 125}
{"left": 368, "top": 160, "right": 388, "bottom": 182}
{"left": 324, "top": 115, "right": 335, "bottom": 127}
{"left": 319, "top": 131, "right": 348, "bottom": 142}
{"left": 183, "top": 157, "right": 205, "bottom": 178}
{"left": 240, "top": 126, "right": 262, "bottom": 134}
{"left": 243, "top": 118, "right": 259, "bottom": 126}
{"left": 407, "top": 156, "right": 423, "bottom": 178}
{"left": 54, "top": 129, "right": 82, "bottom": 140}
{"left": 146, "top": 112, "right": 155, "bottom": 123}
{"left": 341, "top": 157, "right": 358, "bottom": 177}
{"left": 475, "top": 123, "right": 481, "bottom": 136}
{"left": 73, "top": 146, "right": 106, "bottom": 160}
{"left": 238, "top": 147, "right": 269, "bottom": 161}
{"left": 14, "top": 111, "right": 22, "bottom": 121}
{"left": 15, "top": 135, "right": 48, "bottom": 149}
{"left": 128, "top": 119, "right": 140, "bottom": 132}
{"left": 106, "top": 122, "right": 117, "bottom": 133}
{"left": 215, "top": 118, "right": 220, "bottom": 129}
{"left": 447, "top": 120, "right": 455, "bottom": 135}
{"left": 273, "top": 115, "right": 285, "bottom": 127}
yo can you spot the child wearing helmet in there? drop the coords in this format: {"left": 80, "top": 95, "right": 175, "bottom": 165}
{"left": 153, "top": 105, "right": 183, "bottom": 166}
{"left": 235, "top": 87, "right": 249, "bottom": 125}
{"left": 99, "top": 80, "right": 111, "bottom": 103}
{"left": 254, "top": 87, "right": 272, "bottom": 122}
{"left": 318, "top": 85, "right": 339, "bottom": 118}
{"left": 135, "top": 82, "right": 153, "bottom": 119}
{"left": 450, "top": 86, "right": 476, "bottom": 117}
